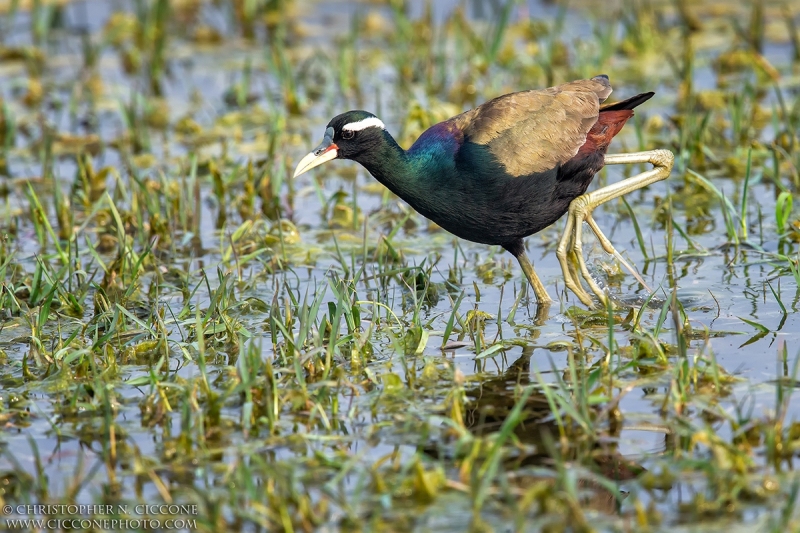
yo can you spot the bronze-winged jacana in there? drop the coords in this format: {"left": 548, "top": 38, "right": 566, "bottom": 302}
{"left": 293, "top": 75, "right": 674, "bottom": 308}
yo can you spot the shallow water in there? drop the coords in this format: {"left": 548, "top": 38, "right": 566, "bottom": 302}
{"left": 1, "top": 0, "right": 799, "bottom": 531}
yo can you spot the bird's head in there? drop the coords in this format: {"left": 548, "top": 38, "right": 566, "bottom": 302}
{"left": 293, "top": 111, "right": 387, "bottom": 178}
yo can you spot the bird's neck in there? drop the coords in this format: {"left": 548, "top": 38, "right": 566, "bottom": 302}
{"left": 356, "top": 128, "right": 469, "bottom": 236}
{"left": 357, "top": 133, "right": 421, "bottom": 198}
{"left": 357, "top": 132, "right": 416, "bottom": 193}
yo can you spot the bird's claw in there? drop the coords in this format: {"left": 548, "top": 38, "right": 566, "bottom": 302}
{"left": 556, "top": 197, "right": 608, "bottom": 309}
{"left": 556, "top": 149, "right": 674, "bottom": 309}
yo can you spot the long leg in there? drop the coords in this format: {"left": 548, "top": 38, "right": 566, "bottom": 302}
{"left": 516, "top": 251, "right": 552, "bottom": 305}
{"left": 556, "top": 149, "right": 674, "bottom": 307}
{"left": 516, "top": 252, "right": 552, "bottom": 324}
{"left": 505, "top": 239, "right": 553, "bottom": 309}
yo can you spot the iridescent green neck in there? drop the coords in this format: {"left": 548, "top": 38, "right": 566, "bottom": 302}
{"left": 356, "top": 132, "right": 417, "bottom": 198}
{"left": 353, "top": 129, "right": 462, "bottom": 225}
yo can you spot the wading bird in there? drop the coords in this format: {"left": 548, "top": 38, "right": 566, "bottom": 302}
{"left": 293, "top": 75, "right": 674, "bottom": 309}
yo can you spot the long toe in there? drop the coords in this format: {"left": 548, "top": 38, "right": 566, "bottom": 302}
{"left": 567, "top": 202, "right": 604, "bottom": 307}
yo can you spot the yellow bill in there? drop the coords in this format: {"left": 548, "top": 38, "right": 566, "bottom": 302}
{"left": 292, "top": 127, "right": 338, "bottom": 178}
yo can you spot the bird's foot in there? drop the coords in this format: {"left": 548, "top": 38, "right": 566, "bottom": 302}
{"left": 557, "top": 196, "right": 612, "bottom": 308}
{"left": 585, "top": 216, "right": 652, "bottom": 293}
{"left": 557, "top": 149, "right": 674, "bottom": 308}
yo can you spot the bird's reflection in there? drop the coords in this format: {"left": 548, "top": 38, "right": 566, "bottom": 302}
{"left": 461, "top": 347, "right": 647, "bottom": 514}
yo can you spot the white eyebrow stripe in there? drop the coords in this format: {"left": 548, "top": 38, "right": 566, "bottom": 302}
{"left": 342, "top": 117, "right": 385, "bottom": 132}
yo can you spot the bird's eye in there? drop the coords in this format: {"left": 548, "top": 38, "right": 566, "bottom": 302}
{"left": 341, "top": 130, "right": 355, "bottom": 140}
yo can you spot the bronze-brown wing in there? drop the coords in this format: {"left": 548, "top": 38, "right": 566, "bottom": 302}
{"left": 452, "top": 76, "right": 613, "bottom": 177}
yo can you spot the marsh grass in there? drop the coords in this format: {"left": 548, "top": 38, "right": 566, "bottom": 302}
{"left": 0, "top": 0, "right": 799, "bottom": 532}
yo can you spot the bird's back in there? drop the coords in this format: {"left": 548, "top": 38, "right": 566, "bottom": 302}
{"left": 406, "top": 76, "right": 653, "bottom": 246}
{"left": 450, "top": 76, "right": 613, "bottom": 177}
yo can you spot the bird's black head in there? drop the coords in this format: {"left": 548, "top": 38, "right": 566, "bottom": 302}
{"left": 327, "top": 111, "right": 387, "bottom": 159}
{"left": 293, "top": 110, "right": 388, "bottom": 178}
